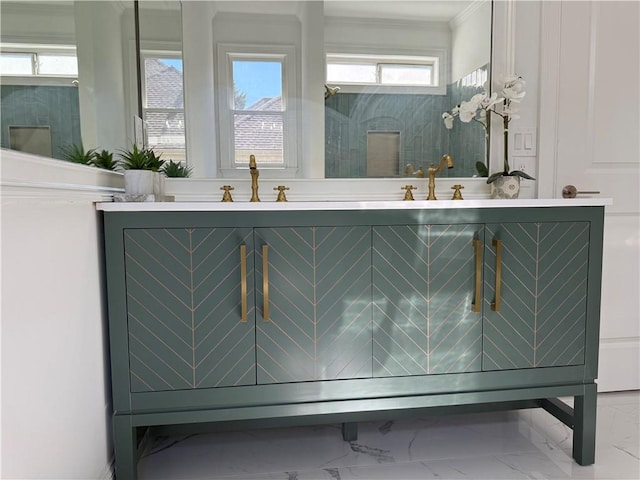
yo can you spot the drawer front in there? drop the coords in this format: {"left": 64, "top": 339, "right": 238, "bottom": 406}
{"left": 124, "top": 227, "right": 255, "bottom": 392}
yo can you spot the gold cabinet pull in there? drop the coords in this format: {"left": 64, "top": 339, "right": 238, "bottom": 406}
{"left": 471, "top": 239, "right": 482, "bottom": 313}
{"left": 240, "top": 244, "right": 247, "bottom": 322}
{"left": 262, "top": 245, "right": 270, "bottom": 321}
{"left": 491, "top": 239, "right": 502, "bottom": 312}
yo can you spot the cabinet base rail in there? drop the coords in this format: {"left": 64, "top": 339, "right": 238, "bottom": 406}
{"left": 113, "top": 383, "right": 597, "bottom": 479}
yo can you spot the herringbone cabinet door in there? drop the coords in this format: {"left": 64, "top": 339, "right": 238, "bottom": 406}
{"left": 372, "top": 224, "right": 483, "bottom": 377}
{"left": 255, "top": 226, "right": 372, "bottom": 384}
{"left": 483, "top": 222, "right": 590, "bottom": 370}
{"left": 124, "top": 228, "right": 255, "bottom": 392}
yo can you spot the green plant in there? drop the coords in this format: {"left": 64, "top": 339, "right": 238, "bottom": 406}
{"left": 475, "top": 161, "right": 488, "bottom": 177}
{"left": 118, "top": 144, "right": 152, "bottom": 170}
{"left": 61, "top": 144, "right": 95, "bottom": 165}
{"left": 92, "top": 149, "right": 118, "bottom": 171}
{"left": 146, "top": 149, "right": 165, "bottom": 172}
{"left": 161, "top": 159, "right": 192, "bottom": 178}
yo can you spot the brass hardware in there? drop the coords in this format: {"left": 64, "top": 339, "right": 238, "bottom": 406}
{"left": 404, "top": 164, "right": 424, "bottom": 178}
{"left": 427, "top": 154, "right": 454, "bottom": 200}
{"left": 240, "top": 245, "right": 247, "bottom": 322}
{"left": 262, "top": 244, "right": 269, "bottom": 321}
{"left": 562, "top": 185, "right": 600, "bottom": 198}
{"left": 471, "top": 239, "right": 482, "bottom": 313}
{"left": 401, "top": 185, "right": 417, "bottom": 200}
{"left": 491, "top": 239, "right": 502, "bottom": 312}
{"left": 274, "top": 185, "right": 289, "bottom": 202}
{"left": 220, "top": 185, "right": 234, "bottom": 202}
{"left": 451, "top": 184, "right": 464, "bottom": 200}
{"left": 249, "top": 154, "right": 260, "bottom": 202}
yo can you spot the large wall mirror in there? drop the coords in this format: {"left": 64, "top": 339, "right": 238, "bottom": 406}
{"left": 1, "top": 1, "right": 137, "bottom": 159}
{"left": 1, "top": 0, "right": 492, "bottom": 179}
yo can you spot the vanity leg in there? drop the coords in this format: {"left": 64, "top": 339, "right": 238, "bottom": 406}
{"left": 342, "top": 422, "right": 358, "bottom": 441}
{"left": 573, "top": 383, "right": 597, "bottom": 466}
{"left": 113, "top": 415, "right": 138, "bottom": 480}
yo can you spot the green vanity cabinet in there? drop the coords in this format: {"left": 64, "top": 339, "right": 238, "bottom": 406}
{"left": 482, "top": 222, "right": 590, "bottom": 371}
{"left": 254, "top": 226, "right": 373, "bottom": 383}
{"left": 101, "top": 205, "right": 605, "bottom": 479}
{"left": 372, "top": 224, "right": 483, "bottom": 376}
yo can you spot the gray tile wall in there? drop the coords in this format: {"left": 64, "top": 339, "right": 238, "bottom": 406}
{"left": 1, "top": 85, "right": 82, "bottom": 159}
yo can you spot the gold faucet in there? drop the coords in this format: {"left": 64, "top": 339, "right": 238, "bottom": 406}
{"left": 427, "top": 154, "right": 454, "bottom": 200}
{"left": 249, "top": 154, "right": 260, "bottom": 202}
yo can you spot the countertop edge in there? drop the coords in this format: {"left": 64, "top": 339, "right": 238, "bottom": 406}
{"left": 96, "top": 198, "right": 613, "bottom": 212}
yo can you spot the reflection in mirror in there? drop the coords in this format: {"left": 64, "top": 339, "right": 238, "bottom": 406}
{"left": 189, "top": 0, "right": 492, "bottom": 178}
{"left": 323, "top": 1, "right": 492, "bottom": 178}
{"left": 137, "top": 1, "right": 186, "bottom": 162}
{"left": 0, "top": 1, "right": 137, "bottom": 161}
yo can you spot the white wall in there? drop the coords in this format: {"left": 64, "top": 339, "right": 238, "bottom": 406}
{"left": 1, "top": 150, "right": 123, "bottom": 479}
{"left": 0, "top": 1, "right": 75, "bottom": 45}
{"left": 450, "top": 0, "right": 492, "bottom": 81}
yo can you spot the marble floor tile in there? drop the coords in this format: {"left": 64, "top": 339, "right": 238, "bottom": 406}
{"left": 137, "top": 392, "right": 639, "bottom": 480}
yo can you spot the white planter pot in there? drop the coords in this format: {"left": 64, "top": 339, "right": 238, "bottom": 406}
{"left": 124, "top": 170, "right": 155, "bottom": 195}
{"left": 153, "top": 172, "right": 165, "bottom": 198}
{"left": 490, "top": 175, "right": 521, "bottom": 199}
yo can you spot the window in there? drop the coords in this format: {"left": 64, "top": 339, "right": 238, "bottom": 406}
{"left": 231, "top": 59, "right": 284, "bottom": 165}
{"left": 140, "top": 54, "right": 185, "bottom": 161}
{"left": 0, "top": 44, "right": 78, "bottom": 80}
{"left": 217, "top": 44, "right": 298, "bottom": 177}
{"left": 325, "top": 52, "right": 445, "bottom": 95}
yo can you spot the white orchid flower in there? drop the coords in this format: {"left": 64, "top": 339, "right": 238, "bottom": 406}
{"left": 459, "top": 100, "right": 478, "bottom": 122}
{"left": 481, "top": 92, "right": 502, "bottom": 109}
{"left": 442, "top": 112, "right": 455, "bottom": 129}
{"left": 469, "top": 93, "right": 487, "bottom": 105}
{"left": 502, "top": 87, "right": 526, "bottom": 102}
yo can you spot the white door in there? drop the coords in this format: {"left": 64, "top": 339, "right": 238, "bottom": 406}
{"left": 538, "top": 1, "right": 639, "bottom": 391}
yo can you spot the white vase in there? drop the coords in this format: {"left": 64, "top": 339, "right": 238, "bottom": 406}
{"left": 490, "top": 175, "right": 521, "bottom": 199}
{"left": 124, "top": 170, "right": 155, "bottom": 195}
{"left": 153, "top": 172, "right": 165, "bottom": 198}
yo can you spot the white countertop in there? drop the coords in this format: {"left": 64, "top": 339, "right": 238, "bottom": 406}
{"left": 96, "top": 198, "right": 612, "bottom": 212}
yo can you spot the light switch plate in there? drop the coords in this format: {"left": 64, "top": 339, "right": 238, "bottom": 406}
{"left": 511, "top": 127, "right": 537, "bottom": 156}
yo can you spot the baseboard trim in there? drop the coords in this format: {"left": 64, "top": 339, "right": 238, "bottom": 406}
{"left": 598, "top": 337, "right": 640, "bottom": 392}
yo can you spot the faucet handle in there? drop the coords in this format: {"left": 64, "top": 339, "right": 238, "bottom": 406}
{"left": 451, "top": 184, "right": 464, "bottom": 200}
{"left": 220, "top": 185, "right": 234, "bottom": 202}
{"left": 401, "top": 185, "right": 417, "bottom": 201}
{"left": 274, "top": 185, "right": 289, "bottom": 202}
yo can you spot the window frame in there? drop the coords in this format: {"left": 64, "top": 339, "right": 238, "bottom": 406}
{"left": 0, "top": 43, "right": 78, "bottom": 86}
{"left": 325, "top": 48, "right": 447, "bottom": 96}
{"left": 216, "top": 43, "right": 299, "bottom": 178}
